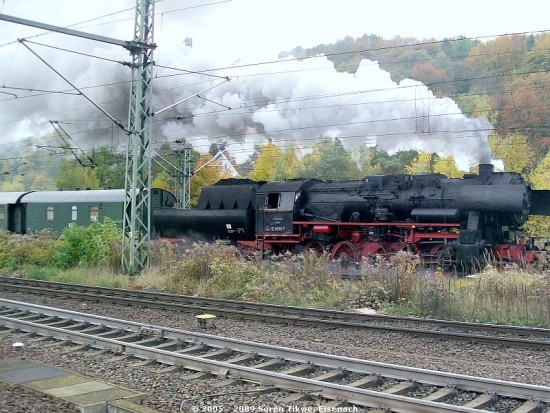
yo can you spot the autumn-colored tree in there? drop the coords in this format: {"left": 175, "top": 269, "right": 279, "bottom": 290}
{"left": 494, "top": 73, "right": 550, "bottom": 140}
{"left": 466, "top": 34, "right": 526, "bottom": 91}
{"left": 248, "top": 140, "right": 284, "bottom": 181}
{"left": 433, "top": 156, "right": 463, "bottom": 178}
{"left": 190, "top": 153, "right": 232, "bottom": 206}
{"left": 357, "top": 146, "right": 382, "bottom": 176}
{"left": 410, "top": 62, "right": 449, "bottom": 96}
{"left": 456, "top": 93, "right": 496, "bottom": 124}
{"left": 488, "top": 133, "right": 536, "bottom": 173}
{"left": 0, "top": 178, "right": 24, "bottom": 192}
{"left": 522, "top": 33, "right": 550, "bottom": 73}
{"left": 152, "top": 170, "right": 173, "bottom": 191}
{"left": 524, "top": 151, "right": 550, "bottom": 237}
{"left": 273, "top": 147, "right": 302, "bottom": 180}
{"left": 406, "top": 152, "right": 435, "bottom": 174}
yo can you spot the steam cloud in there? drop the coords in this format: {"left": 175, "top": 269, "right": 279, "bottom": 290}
{"left": 157, "top": 52, "right": 493, "bottom": 170}
{"left": 0, "top": 20, "right": 494, "bottom": 172}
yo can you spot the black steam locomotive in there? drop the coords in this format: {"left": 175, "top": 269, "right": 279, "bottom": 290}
{"left": 153, "top": 164, "right": 550, "bottom": 271}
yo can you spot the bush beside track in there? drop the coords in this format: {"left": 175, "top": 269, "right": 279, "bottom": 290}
{"left": 0, "top": 222, "right": 549, "bottom": 327}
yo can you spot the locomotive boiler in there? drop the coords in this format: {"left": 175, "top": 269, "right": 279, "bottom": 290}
{"left": 153, "top": 164, "right": 550, "bottom": 271}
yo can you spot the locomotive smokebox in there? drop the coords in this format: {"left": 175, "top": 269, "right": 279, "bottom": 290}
{"left": 478, "top": 163, "right": 494, "bottom": 178}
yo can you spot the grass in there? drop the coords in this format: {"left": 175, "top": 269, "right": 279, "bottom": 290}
{"left": 3, "top": 236, "right": 549, "bottom": 327}
{"left": 21, "top": 264, "right": 133, "bottom": 289}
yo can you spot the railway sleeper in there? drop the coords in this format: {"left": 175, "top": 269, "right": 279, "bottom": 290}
{"left": 510, "top": 400, "right": 545, "bottom": 413}
{"left": 151, "top": 340, "right": 180, "bottom": 351}
{"left": 422, "top": 386, "right": 456, "bottom": 402}
{"left": 347, "top": 375, "right": 381, "bottom": 388}
{"left": 224, "top": 353, "right": 258, "bottom": 365}
{"left": 463, "top": 392, "right": 497, "bottom": 409}
{"left": 253, "top": 357, "right": 286, "bottom": 370}
{"left": 278, "top": 363, "right": 316, "bottom": 377}
{"left": 134, "top": 336, "right": 163, "bottom": 347}
{"left": 382, "top": 380, "right": 417, "bottom": 395}
{"left": 174, "top": 343, "right": 208, "bottom": 354}
{"left": 313, "top": 368, "right": 347, "bottom": 382}
{"left": 201, "top": 348, "right": 233, "bottom": 360}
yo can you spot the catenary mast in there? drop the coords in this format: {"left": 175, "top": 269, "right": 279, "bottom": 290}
{"left": 0, "top": 0, "right": 156, "bottom": 274}
{"left": 122, "top": 0, "right": 155, "bottom": 274}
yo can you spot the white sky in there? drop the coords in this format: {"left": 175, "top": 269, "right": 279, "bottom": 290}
{"left": 1, "top": 0, "right": 549, "bottom": 64}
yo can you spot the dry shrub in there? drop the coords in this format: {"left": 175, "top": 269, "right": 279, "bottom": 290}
{"left": 246, "top": 251, "right": 347, "bottom": 306}
{"left": 0, "top": 230, "right": 56, "bottom": 269}
{"left": 450, "top": 268, "right": 550, "bottom": 326}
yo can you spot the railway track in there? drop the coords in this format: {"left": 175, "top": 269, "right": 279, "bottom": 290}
{"left": 1, "top": 276, "right": 549, "bottom": 350}
{"left": 0, "top": 298, "right": 548, "bottom": 413}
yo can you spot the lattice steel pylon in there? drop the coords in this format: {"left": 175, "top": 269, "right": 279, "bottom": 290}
{"left": 122, "top": 0, "right": 155, "bottom": 274}
{"left": 173, "top": 140, "right": 194, "bottom": 209}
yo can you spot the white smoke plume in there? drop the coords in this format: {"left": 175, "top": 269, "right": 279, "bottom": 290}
{"left": 156, "top": 52, "right": 493, "bottom": 170}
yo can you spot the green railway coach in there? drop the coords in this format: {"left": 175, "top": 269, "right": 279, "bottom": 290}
{"left": 22, "top": 189, "right": 127, "bottom": 234}
{"left": 0, "top": 191, "right": 29, "bottom": 232}
{"left": 0, "top": 188, "right": 176, "bottom": 235}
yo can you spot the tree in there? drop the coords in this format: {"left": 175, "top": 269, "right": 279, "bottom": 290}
{"left": 152, "top": 170, "right": 173, "bottom": 191}
{"left": 273, "top": 147, "right": 302, "bottom": 180}
{"left": 55, "top": 161, "right": 100, "bottom": 190}
{"left": 0, "top": 178, "right": 24, "bottom": 192}
{"left": 90, "top": 148, "right": 125, "bottom": 189}
{"left": 433, "top": 156, "right": 463, "bottom": 178}
{"left": 495, "top": 73, "right": 550, "bottom": 140}
{"left": 248, "top": 140, "right": 284, "bottom": 181}
{"left": 457, "top": 94, "right": 496, "bottom": 124}
{"left": 301, "top": 138, "right": 360, "bottom": 180}
{"left": 357, "top": 146, "right": 382, "bottom": 176}
{"left": 524, "top": 152, "right": 550, "bottom": 237}
{"left": 488, "top": 133, "right": 536, "bottom": 173}
{"left": 522, "top": 33, "right": 550, "bottom": 72}
{"left": 369, "top": 149, "right": 419, "bottom": 174}
{"left": 466, "top": 34, "right": 526, "bottom": 91}
{"left": 410, "top": 62, "right": 449, "bottom": 96}
{"left": 406, "top": 152, "right": 435, "bottom": 174}
{"left": 190, "top": 153, "right": 232, "bottom": 206}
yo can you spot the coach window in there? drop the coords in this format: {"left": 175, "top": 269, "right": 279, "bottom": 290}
{"left": 71, "top": 206, "right": 78, "bottom": 221}
{"left": 46, "top": 206, "right": 54, "bottom": 221}
{"left": 0, "top": 206, "right": 4, "bottom": 220}
{"left": 89, "top": 206, "right": 99, "bottom": 222}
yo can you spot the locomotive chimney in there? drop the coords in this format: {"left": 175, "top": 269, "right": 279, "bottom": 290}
{"left": 478, "top": 164, "right": 494, "bottom": 178}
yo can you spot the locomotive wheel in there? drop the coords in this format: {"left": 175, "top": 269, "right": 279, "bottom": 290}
{"left": 361, "top": 242, "right": 386, "bottom": 264}
{"left": 331, "top": 241, "right": 359, "bottom": 266}
{"left": 304, "top": 241, "right": 327, "bottom": 256}
{"left": 434, "top": 246, "right": 455, "bottom": 272}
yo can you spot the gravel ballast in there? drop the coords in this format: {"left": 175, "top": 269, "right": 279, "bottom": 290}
{"left": 0, "top": 290, "right": 548, "bottom": 412}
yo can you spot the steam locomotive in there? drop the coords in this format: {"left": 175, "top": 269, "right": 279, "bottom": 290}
{"left": 153, "top": 164, "right": 550, "bottom": 271}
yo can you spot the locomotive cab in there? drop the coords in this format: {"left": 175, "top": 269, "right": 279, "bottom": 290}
{"left": 255, "top": 180, "right": 309, "bottom": 238}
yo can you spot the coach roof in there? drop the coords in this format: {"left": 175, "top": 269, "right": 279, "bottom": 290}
{"left": 20, "top": 189, "right": 126, "bottom": 203}
{"left": 0, "top": 191, "right": 32, "bottom": 204}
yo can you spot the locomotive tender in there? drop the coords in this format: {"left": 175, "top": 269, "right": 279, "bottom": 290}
{"left": 153, "top": 164, "right": 550, "bottom": 271}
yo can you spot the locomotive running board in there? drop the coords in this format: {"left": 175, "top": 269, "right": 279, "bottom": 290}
{"left": 531, "top": 190, "right": 550, "bottom": 216}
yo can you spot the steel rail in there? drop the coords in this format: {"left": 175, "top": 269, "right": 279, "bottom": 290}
{"left": 1, "top": 278, "right": 549, "bottom": 350}
{"left": 2, "top": 316, "right": 495, "bottom": 413}
{"left": 2, "top": 276, "right": 548, "bottom": 335}
{"left": 1, "top": 298, "right": 549, "bottom": 405}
